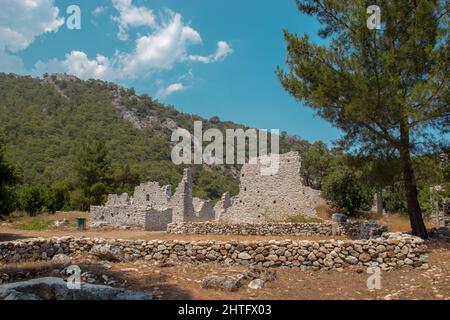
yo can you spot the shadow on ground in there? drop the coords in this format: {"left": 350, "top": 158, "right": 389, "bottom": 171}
{"left": 0, "top": 259, "right": 193, "bottom": 300}
{"left": 0, "top": 233, "right": 33, "bottom": 242}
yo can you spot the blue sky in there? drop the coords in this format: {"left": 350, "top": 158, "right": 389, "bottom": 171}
{"left": 0, "top": 0, "right": 342, "bottom": 144}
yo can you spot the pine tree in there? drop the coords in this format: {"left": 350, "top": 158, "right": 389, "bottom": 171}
{"left": 0, "top": 131, "right": 17, "bottom": 216}
{"left": 74, "top": 140, "right": 112, "bottom": 206}
{"left": 278, "top": 0, "right": 449, "bottom": 238}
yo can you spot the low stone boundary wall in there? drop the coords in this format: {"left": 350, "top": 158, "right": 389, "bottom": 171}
{"left": 0, "top": 233, "right": 427, "bottom": 271}
{"left": 167, "top": 221, "right": 388, "bottom": 239}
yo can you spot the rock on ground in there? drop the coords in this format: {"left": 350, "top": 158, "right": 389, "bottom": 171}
{"left": 0, "top": 277, "right": 152, "bottom": 300}
{"left": 90, "top": 244, "right": 125, "bottom": 262}
{"left": 201, "top": 274, "right": 244, "bottom": 292}
{"left": 244, "top": 265, "right": 277, "bottom": 282}
{"left": 51, "top": 254, "right": 71, "bottom": 265}
{"left": 248, "top": 279, "right": 265, "bottom": 289}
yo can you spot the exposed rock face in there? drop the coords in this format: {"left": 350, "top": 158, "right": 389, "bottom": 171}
{"left": 220, "top": 152, "right": 325, "bottom": 223}
{"left": 0, "top": 277, "right": 153, "bottom": 300}
{"left": 0, "top": 233, "right": 429, "bottom": 271}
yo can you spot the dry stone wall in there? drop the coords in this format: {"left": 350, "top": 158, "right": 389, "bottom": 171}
{"left": 167, "top": 221, "right": 388, "bottom": 239}
{"left": 0, "top": 233, "right": 428, "bottom": 271}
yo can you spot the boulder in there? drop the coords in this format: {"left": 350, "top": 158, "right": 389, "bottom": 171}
{"left": 332, "top": 213, "right": 347, "bottom": 223}
{"left": 248, "top": 279, "right": 264, "bottom": 289}
{"left": 201, "top": 274, "right": 244, "bottom": 292}
{"left": 51, "top": 254, "right": 71, "bottom": 265}
{"left": 244, "top": 265, "right": 277, "bottom": 282}
{"left": 0, "top": 277, "right": 152, "bottom": 300}
{"left": 90, "top": 244, "right": 125, "bottom": 262}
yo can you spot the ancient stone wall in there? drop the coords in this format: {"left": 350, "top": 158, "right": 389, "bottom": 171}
{"left": 220, "top": 152, "right": 324, "bottom": 223}
{"left": 167, "top": 221, "right": 388, "bottom": 239}
{"left": 192, "top": 198, "right": 215, "bottom": 221}
{"left": 213, "top": 192, "right": 232, "bottom": 220}
{"left": 133, "top": 182, "right": 171, "bottom": 208}
{"left": 0, "top": 233, "right": 429, "bottom": 271}
{"left": 170, "top": 169, "right": 195, "bottom": 223}
{"left": 90, "top": 206, "right": 146, "bottom": 227}
{"left": 91, "top": 169, "right": 198, "bottom": 229}
{"left": 144, "top": 208, "right": 173, "bottom": 231}
{"left": 105, "top": 193, "right": 130, "bottom": 207}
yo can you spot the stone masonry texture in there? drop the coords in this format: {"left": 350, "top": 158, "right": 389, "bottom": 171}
{"left": 0, "top": 233, "right": 428, "bottom": 271}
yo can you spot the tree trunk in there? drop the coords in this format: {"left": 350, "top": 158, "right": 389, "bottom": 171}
{"left": 399, "top": 123, "right": 428, "bottom": 239}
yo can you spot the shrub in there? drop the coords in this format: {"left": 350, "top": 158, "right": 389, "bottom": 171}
{"left": 322, "top": 169, "right": 373, "bottom": 214}
{"left": 18, "top": 184, "right": 47, "bottom": 216}
{"left": 47, "top": 180, "right": 71, "bottom": 213}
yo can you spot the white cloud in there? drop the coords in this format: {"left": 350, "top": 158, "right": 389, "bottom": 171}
{"left": 0, "top": 0, "right": 64, "bottom": 53}
{"left": 156, "top": 82, "right": 186, "bottom": 99}
{"left": 189, "top": 41, "right": 233, "bottom": 64}
{"left": 31, "top": 1, "right": 233, "bottom": 84}
{"left": 35, "top": 51, "right": 114, "bottom": 80}
{"left": 0, "top": 50, "right": 26, "bottom": 74}
{"left": 111, "top": 0, "right": 156, "bottom": 41}
{"left": 120, "top": 12, "right": 201, "bottom": 75}
{"left": 92, "top": 6, "right": 106, "bottom": 16}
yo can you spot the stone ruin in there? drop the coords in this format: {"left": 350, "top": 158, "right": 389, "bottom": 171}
{"left": 219, "top": 152, "right": 324, "bottom": 223}
{"left": 91, "top": 168, "right": 215, "bottom": 231}
{"left": 90, "top": 152, "right": 324, "bottom": 230}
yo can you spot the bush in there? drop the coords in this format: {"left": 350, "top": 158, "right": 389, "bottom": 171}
{"left": 70, "top": 190, "right": 91, "bottom": 212}
{"left": 18, "top": 184, "right": 47, "bottom": 216}
{"left": 322, "top": 169, "right": 373, "bottom": 214}
{"left": 47, "top": 180, "right": 71, "bottom": 213}
{"left": 383, "top": 185, "right": 407, "bottom": 214}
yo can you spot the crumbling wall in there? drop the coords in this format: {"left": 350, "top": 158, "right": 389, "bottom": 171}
{"left": 170, "top": 169, "right": 195, "bottom": 223}
{"left": 90, "top": 169, "right": 203, "bottom": 229}
{"left": 220, "top": 152, "right": 324, "bottom": 223}
{"left": 144, "top": 208, "right": 173, "bottom": 231}
{"left": 90, "top": 206, "right": 147, "bottom": 227}
{"left": 105, "top": 193, "right": 130, "bottom": 207}
{"left": 213, "top": 192, "right": 232, "bottom": 220}
{"left": 133, "top": 182, "right": 171, "bottom": 209}
{"left": 193, "top": 198, "right": 215, "bottom": 221}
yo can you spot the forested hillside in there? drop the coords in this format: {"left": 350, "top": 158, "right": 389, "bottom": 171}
{"left": 0, "top": 73, "right": 310, "bottom": 212}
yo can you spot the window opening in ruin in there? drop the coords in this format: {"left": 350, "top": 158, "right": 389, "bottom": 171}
{"left": 146, "top": 194, "right": 150, "bottom": 201}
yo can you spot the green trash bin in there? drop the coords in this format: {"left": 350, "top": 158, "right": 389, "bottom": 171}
{"left": 76, "top": 218, "right": 86, "bottom": 230}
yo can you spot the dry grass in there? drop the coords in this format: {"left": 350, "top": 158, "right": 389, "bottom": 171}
{"left": 375, "top": 214, "right": 434, "bottom": 233}
{"left": 4, "top": 211, "right": 90, "bottom": 230}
